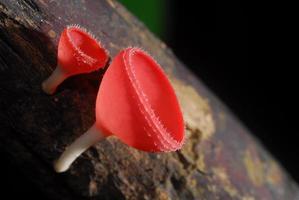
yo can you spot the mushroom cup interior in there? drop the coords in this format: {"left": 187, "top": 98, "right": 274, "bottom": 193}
{"left": 129, "top": 50, "right": 184, "bottom": 143}
{"left": 68, "top": 28, "right": 107, "bottom": 65}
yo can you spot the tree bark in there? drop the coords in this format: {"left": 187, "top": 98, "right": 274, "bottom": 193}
{"left": 0, "top": 0, "right": 298, "bottom": 199}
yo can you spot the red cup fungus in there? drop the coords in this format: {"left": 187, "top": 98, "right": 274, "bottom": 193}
{"left": 54, "top": 47, "right": 185, "bottom": 173}
{"left": 42, "top": 25, "right": 109, "bottom": 94}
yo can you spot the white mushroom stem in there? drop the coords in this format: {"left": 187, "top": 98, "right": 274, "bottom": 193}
{"left": 54, "top": 124, "right": 104, "bottom": 173}
{"left": 42, "top": 66, "right": 67, "bottom": 95}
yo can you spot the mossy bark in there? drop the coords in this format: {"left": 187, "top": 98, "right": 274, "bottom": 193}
{"left": 0, "top": 0, "right": 298, "bottom": 199}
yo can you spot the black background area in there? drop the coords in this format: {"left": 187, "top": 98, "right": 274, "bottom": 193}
{"left": 166, "top": 1, "right": 297, "bottom": 182}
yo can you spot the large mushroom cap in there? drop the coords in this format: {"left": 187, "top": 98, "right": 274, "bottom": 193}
{"left": 96, "top": 48, "right": 184, "bottom": 152}
{"left": 57, "top": 25, "right": 109, "bottom": 75}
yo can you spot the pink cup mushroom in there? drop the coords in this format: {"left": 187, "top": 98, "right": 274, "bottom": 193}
{"left": 42, "top": 25, "right": 109, "bottom": 94}
{"left": 54, "top": 47, "right": 185, "bottom": 173}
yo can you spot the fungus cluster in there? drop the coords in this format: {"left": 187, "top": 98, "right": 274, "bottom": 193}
{"left": 43, "top": 26, "right": 185, "bottom": 173}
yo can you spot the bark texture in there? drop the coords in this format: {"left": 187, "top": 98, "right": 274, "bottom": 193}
{"left": 0, "top": 0, "right": 298, "bottom": 199}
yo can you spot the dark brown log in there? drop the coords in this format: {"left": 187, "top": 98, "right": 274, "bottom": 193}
{"left": 0, "top": 0, "right": 298, "bottom": 199}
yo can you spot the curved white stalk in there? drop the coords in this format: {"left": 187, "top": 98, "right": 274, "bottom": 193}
{"left": 54, "top": 123, "right": 104, "bottom": 173}
{"left": 42, "top": 66, "right": 66, "bottom": 95}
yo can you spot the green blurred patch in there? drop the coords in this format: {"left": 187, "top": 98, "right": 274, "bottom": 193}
{"left": 117, "top": 0, "right": 165, "bottom": 37}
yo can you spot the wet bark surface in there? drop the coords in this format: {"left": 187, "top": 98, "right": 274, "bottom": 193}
{"left": 0, "top": 0, "right": 298, "bottom": 199}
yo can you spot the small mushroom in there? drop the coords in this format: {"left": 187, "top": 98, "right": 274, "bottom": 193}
{"left": 54, "top": 47, "right": 185, "bottom": 173}
{"left": 42, "top": 25, "right": 109, "bottom": 94}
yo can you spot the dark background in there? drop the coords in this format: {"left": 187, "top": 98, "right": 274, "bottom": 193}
{"left": 0, "top": 0, "right": 297, "bottom": 198}
{"left": 169, "top": 2, "right": 296, "bottom": 183}
{"left": 167, "top": 2, "right": 298, "bottom": 183}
